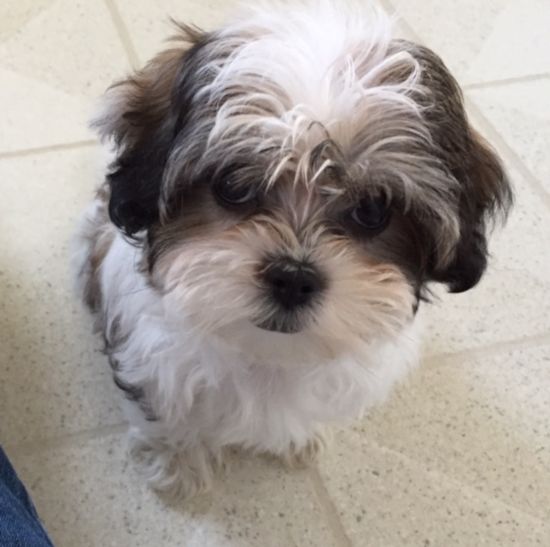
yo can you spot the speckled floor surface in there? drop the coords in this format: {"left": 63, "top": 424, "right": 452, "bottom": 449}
{"left": 0, "top": 1, "right": 549, "bottom": 546}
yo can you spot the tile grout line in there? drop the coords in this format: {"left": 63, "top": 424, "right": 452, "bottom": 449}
{"left": 103, "top": 0, "right": 141, "bottom": 70}
{"left": 383, "top": 3, "right": 550, "bottom": 92}
{"left": 307, "top": 467, "right": 353, "bottom": 547}
{"left": 365, "top": 437, "right": 549, "bottom": 526}
{"left": 423, "top": 331, "right": 550, "bottom": 367}
{"left": 378, "top": 0, "right": 425, "bottom": 44}
{"left": 464, "top": 96, "right": 550, "bottom": 212}
{"left": 384, "top": 0, "right": 550, "bottom": 91}
{"left": 0, "top": 140, "right": 97, "bottom": 160}
{"left": 382, "top": 0, "right": 550, "bottom": 94}
{"left": 6, "top": 423, "right": 128, "bottom": 458}
{"left": 464, "top": 72, "right": 550, "bottom": 91}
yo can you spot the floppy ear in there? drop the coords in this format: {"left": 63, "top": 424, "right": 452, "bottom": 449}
{"left": 91, "top": 24, "right": 207, "bottom": 237}
{"left": 430, "top": 128, "right": 511, "bottom": 292}
{"left": 397, "top": 41, "right": 513, "bottom": 293}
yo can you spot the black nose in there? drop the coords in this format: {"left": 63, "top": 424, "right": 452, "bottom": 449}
{"left": 264, "top": 258, "right": 324, "bottom": 309}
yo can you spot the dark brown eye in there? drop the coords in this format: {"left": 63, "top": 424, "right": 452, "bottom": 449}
{"left": 215, "top": 179, "right": 257, "bottom": 205}
{"left": 350, "top": 194, "right": 390, "bottom": 233}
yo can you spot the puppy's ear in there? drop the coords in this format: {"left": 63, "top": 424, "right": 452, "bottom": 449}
{"left": 431, "top": 128, "right": 511, "bottom": 293}
{"left": 91, "top": 24, "right": 206, "bottom": 236}
{"left": 397, "top": 41, "right": 513, "bottom": 293}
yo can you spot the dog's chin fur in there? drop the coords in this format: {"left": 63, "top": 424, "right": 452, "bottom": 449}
{"left": 73, "top": 1, "right": 512, "bottom": 501}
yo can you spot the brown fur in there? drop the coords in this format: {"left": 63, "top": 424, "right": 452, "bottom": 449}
{"left": 80, "top": 186, "right": 114, "bottom": 313}
{"left": 100, "top": 24, "right": 205, "bottom": 150}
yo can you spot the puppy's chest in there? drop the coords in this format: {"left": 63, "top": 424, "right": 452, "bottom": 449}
{"left": 191, "top": 344, "right": 358, "bottom": 421}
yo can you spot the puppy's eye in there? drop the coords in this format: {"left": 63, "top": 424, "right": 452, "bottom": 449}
{"left": 215, "top": 179, "right": 257, "bottom": 205}
{"left": 350, "top": 194, "right": 390, "bottom": 233}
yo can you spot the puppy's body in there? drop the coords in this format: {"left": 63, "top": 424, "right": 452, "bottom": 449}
{"left": 74, "top": 193, "right": 420, "bottom": 496}
{"left": 73, "top": 1, "right": 511, "bottom": 500}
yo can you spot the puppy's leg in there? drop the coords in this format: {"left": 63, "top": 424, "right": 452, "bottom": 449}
{"left": 278, "top": 430, "right": 329, "bottom": 469}
{"left": 126, "top": 418, "right": 225, "bottom": 502}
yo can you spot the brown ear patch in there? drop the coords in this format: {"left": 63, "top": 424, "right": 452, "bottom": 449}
{"left": 79, "top": 187, "right": 114, "bottom": 313}
{"left": 393, "top": 40, "right": 513, "bottom": 292}
{"left": 91, "top": 24, "right": 209, "bottom": 237}
{"left": 93, "top": 23, "right": 206, "bottom": 149}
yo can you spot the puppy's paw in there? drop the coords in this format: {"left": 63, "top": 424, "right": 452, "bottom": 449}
{"left": 279, "top": 431, "right": 329, "bottom": 469}
{"left": 128, "top": 434, "right": 225, "bottom": 502}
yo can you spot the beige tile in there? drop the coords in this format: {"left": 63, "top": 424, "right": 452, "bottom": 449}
{"left": 10, "top": 432, "right": 338, "bottom": 547}
{"left": 0, "top": 0, "right": 56, "bottom": 44}
{"left": 318, "top": 422, "right": 550, "bottom": 546}
{"left": 469, "top": 79, "right": 550, "bottom": 196}
{"left": 350, "top": 343, "right": 550, "bottom": 526}
{"left": 0, "top": 0, "right": 130, "bottom": 152}
{"left": 0, "top": 147, "right": 123, "bottom": 446}
{"left": 0, "top": 67, "right": 93, "bottom": 154}
{"left": 464, "top": 0, "right": 550, "bottom": 85}
{"left": 113, "top": 0, "right": 241, "bottom": 64}
{"left": 389, "top": 0, "right": 550, "bottom": 85}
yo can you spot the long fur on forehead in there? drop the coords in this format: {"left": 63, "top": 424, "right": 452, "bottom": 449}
{"left": 177, "top": 2, "right": 433, "bottom": 180}
{"left": 162, "top": 2, "right": 461, "bottom": 256}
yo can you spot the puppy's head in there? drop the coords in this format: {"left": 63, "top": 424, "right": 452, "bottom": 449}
{"left": 93, "top": 4, "right": 512, "bottom": 359}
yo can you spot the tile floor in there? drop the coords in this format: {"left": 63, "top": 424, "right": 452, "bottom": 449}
{"left": 0, "top": 1, "right": 549, "bottom": 546}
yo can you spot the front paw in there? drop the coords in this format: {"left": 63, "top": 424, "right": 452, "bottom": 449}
{"left": 279, "top": 431, "right": 329, "bottom": 469}
{"left": 128, "top": 434, "right": 226, "bottom": 502}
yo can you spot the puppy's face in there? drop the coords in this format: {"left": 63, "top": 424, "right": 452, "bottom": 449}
{"left": 94, "top": 5, "right": 512, "bottom": 358}
{"left": 149, "top": 165, "right": 417, "bottom": 350}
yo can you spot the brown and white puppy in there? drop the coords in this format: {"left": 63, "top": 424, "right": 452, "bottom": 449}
{"left": 73, "top": 1, "right": 512, "bottom": 500}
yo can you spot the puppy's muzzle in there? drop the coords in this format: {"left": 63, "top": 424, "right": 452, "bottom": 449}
{"left": 255, "top": 257, "right": 326, "bottom": 334}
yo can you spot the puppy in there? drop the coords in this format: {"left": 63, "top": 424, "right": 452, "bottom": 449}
{"left": 73, "top": 1, "right": 512, "bottom": 500}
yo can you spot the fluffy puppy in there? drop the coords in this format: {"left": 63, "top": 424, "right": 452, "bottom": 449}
{"left": 73, "top": 1, "right": 512, "bottom": 500}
